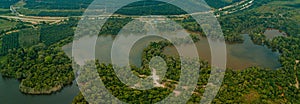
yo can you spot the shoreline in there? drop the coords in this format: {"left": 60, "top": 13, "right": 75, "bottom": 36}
{"left": 19, "top": 80, "right": 75, "bottom": 95}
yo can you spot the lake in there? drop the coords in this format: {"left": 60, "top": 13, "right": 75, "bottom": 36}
{"left": 64, "top": 34, "right": 281, "bottom": 70}
{"left": 0, "top": 75, "right": 79, "bottom": 104}
{"left": 63, "top": 34, "right": 163, "bottom": 67}
{"left": 163, "top": 34, "right": 281, "bottom": 70}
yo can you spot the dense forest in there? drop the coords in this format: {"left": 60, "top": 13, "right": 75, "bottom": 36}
{"left": 23, "top": 0, "right": 235, "bottom": 10}
{"left": 0, "top": 43, "right": 74, "bottom": 94}
{"left": 0, "top": 32, "right": 19, "bottom": 55}
{"left": 0, "top": 18, "right": 79, "bottom": 94}
{"left": 0, "top": 0, "right": 19, "bottom": 9}
{"left": 24, "top": 0, "right": 93, "bottom": 9}
{"left": 40, "top": 22, "right": 76, "bottom": 45}
{"left": 114, "top": 1, "right": 188, "bottom": 15}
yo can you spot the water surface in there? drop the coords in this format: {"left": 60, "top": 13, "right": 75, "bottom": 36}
{"left": 63, "top": 35, "right": 163, "bottom": 67}
{"left": 0, "top": 75, "right": 79, "bottom": 104}
{"left": 163, "top": 34, "right": 281, "bottom": 70}
{"left": 64, "top": 34, "right": 281, "bottom": 70}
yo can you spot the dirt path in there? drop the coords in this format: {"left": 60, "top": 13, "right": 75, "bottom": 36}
{"left": 152, "top": 68, "right": 164, "bottom": 87}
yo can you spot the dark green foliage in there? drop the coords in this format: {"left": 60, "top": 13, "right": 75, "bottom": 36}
{"left": 0, "top": 10, "right": 10, "bottom": 15}
{"left": 40, "top": 23, "right": 75, "bottom": 45}
{"left": 0, "top": 32, "right": 19, "bottom": 55}
{"left": 115, "top": 1, "right": 187, "bottom": 15}
{"left": 24, "top": 0, "right": 93, "bottom": 9}
{"left": 23, "top": 0, "right": 240, "bottom": 11}
{"left": 205, "top": 0, "right": 242, "bottom": 8}
{"left": 72, "top": 39, "right": 205, "bottom": 103}
{"left": 22, "top": 0, "right": 223, "bottom": 16}
{"left": 0, "top": 0, "right": 19, "bottom": 9}
{"left": 0, "top": 43, "right": 74, "bottom": 94}
{"left": 250, "top": 33, "right": 266, "bottom": 45}
{"left": 18, "top": 28, "right": 40, "bottom": 48}
{"left": 99, "top": 17, "right": 133, "bottom": 35}
{"left": 38, "top": 11, "right": 84, "bottom": 17}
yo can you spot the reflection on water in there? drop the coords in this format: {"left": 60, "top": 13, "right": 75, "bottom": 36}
{"left": 0, "top": 75, "right": 78, "bottom": 104}
{"left": 63, "top": 35, "right": 163, "bottom": 67}
{"left": 163, "top": 34, "right": 281, "bottom": 70}
{"left": 64, "top": 34, "right": 281, "bottom": 70}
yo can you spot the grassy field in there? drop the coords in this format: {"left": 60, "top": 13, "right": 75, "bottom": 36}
{"left": 0, "top": 9, "right": 10, "bottom": 15}
{"left": 0, "top": 18, "right": 18, "bottom": 31}
{"left": 18, "top": 28, "right": 40, "bottom": 48}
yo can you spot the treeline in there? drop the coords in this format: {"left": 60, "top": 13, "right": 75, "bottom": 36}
{"left": 22, "top": 0, "right": 218, "bottom": 16}
{"left": 179, "top": 16, "right": 244, "bottom": 43}
{"left": 24, "top": 0, "right": 93, "bottom": 9}
{"left": 115, "top": 1, "right": 187, "bottom": 15}
{"left": 99, "top": 17, "right": 133, "bottom": 35}
{"left": 23, "top": 0, "right": 240, "bottom": 11}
